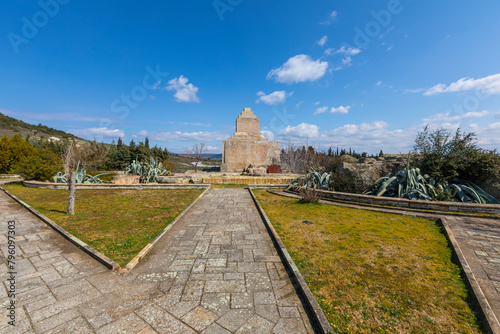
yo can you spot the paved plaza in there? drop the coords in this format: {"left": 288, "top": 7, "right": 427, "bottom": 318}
{"left": 445, "top": 216, "right": 500, "bottom": 330}
{"left": 0, "top": 188, "right": 315, "bottom": 334}
{"left": 2, "top": 184, "right": 500, "bottom": 333}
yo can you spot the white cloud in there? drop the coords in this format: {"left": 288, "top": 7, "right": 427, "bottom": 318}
{"left": 313, "top": 106, "right": 329, "bottom": 115}
{"left": 320, "top": 10, "right": 338, "bottom": 25}
{"left": 295, "top": 101, "right": 304, "bottom": 109}
{"left": 314, "top": 101, "right": 320, "bottom": 106}
{"left": 376, "top": 81, "right": 382, "bottom": 86}
{"left": 316, "top": 35, "right": 328, "bottom": 47}
{"left": 465, "top": 122, "right": 500, "bottom": 148}
{"left": 136, "top": 130, "right": 229, "bottom": 142}
{"left": 166, "top": 75, "right": 200, "bottom": 103}
{"left": 135, "top": 130, "right": 149, "bottom": 137}
{"left": 423, "top": 73, "right": 500, "bottom": 96}
{"left": 205, "top": 146, "right": 219, "bottom": 152}
{"left": 279, "top": 123, "right": 319, "bottom": 138}
{"left": 334, "top": 46, "right": 361, "bottom": 56}
{"left": 330, "top": 105, "right": 350, "bottom": 114}
{"left": 324, "top": 48, "right": 335, "bottom": 56}
{"left": 341, "top": 57, "right": 352, "bottom": 66}
{"left": 422, "top": 110, "right": 490, "bottom": 123}
{"left": 70, "top": 127, "right": 125, "bottom": 139}
{"left": 267, "top": 55, "right": 328, "bottom": 84}
{"left": 272, "top": 112, "right": 500, "bottom": 154}
{"left": 255, "top": 91, "right": 293, "bottom": 105}
{"left": 324, "top": 46, "right": 361, "bottom": 70}
{"left": 261, "top": 130, "right": 275, "bottom": 140}
{"left": 321, "top": 121, "right": 413, "bottom": 153}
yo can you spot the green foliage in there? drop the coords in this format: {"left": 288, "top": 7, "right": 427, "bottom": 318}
{"left": 0, "top": 112, "right": 77, "bottom": 139}
{"left": 104, "top": 137, "right": 168, "bottom": 171}
{"left": 414, "top": 125, "right": 500, "bottom": 182}
{"left": 53, "top": 162, "right": 110, "bottom": 183}
{"left": 12, "top": 149, "right": 63, "bottom": 182}
{"left": 286, "top": 168, "right": 368, "bottom": 194}
{"left": 363, "top": 155, "right": 499, "bottom": 204}
{"left": 88, "top": 171, "right": 117, "bottom": 183}
{"left": 286, "top": 170, "right": 331, "bottom": 191}
{"left": 0, "top": 134, "right": 36, "bottom": 173}
{"left": 163, "top": 160, "right": 176, "bottom": 173}
{"left": 125, "top": 157, "right": 171, "bottom": 183}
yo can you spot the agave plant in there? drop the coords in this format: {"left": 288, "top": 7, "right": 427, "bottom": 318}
{"left": 363, "top": 155, "right": 499, "bottom": 204}
{"left": 53, "top": 162, "right": 110, "bottom": 184}
{"left": 286, "top": 169, "right": 332, "bottom": 191}
{"left": 125, "top": 157, "right": 171, "bottom": 183}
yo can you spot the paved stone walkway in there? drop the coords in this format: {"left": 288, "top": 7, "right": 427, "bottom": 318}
{"left": 445, "top": 217, "right": 500, "bottom": 329}
{"left": 0, "top": 188, "right": 315, "bottom": 334}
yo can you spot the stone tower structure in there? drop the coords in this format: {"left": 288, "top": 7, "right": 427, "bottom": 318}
{"left": 221, "top": 108, "right": 280, "bottom": 172}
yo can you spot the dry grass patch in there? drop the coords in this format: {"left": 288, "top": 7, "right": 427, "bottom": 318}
{"left": 254, "top": 190, "right": 483, "bottom": 334}
{"left": 4, "top": 183, "right": 203, "bottom": 266}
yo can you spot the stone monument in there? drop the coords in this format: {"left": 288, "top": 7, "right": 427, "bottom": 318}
{"left": 221, "top": 108, "right": 280, "bottom": 172}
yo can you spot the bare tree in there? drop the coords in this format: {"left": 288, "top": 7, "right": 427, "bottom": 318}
{"left": 67, "top": 171, "right": 76, "bottom": 215}
{"left": 185, "top": 143, "right": 207, "bottom": 173}
{"left": 61, "top": 140, "right": 109, "bottom": 215}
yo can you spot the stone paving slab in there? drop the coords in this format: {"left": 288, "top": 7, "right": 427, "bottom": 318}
{"left": 445, "top": 217, "right": 500, "bottom": 332}
{"left": 0, "top": 188, "right": 315, "bottom": 333}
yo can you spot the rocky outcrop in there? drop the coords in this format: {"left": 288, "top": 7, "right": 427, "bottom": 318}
{"left": 340, "top": 155, "right": 359, "bottom": 163}
{"left": 336, "top": 154, "right": 409, "bottom": 185}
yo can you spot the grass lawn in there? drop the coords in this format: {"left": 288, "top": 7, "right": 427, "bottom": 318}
{"left": 4, "top": 183, "right": 204, "bottom": 266}
{"left": 254, "top": 190, "right": 483, "bottom": 334}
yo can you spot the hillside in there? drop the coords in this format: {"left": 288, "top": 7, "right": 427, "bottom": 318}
{"left": 178, "top": 153, "right": 222, "bottom": 160}
{"left": 0, "top": 112, "right": 81, "bottom": 142}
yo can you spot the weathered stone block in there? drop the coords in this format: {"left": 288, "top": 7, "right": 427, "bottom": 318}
{"left": 221, "top": 108, "right": 280, "bottom": 172}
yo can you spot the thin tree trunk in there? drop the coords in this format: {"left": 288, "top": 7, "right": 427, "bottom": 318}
{"left": 67, "top": 171, "right": 76, "bottom": 215}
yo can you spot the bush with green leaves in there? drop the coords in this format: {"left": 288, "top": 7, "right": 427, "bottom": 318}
{"left": 363, "top": 156, "right": 499, "bottom": 204}
{"left": 13, "top": 148, "right": 62, "bottom": 182}
{"left": 125, "top": 157, "right": 171, "bottom": 183}
{"left": 414, "top": 126, "right": 500, "bottom": 182}
{"left": 287, "top": 157, "right": 499, "bottom": 204}
{"left": 0, "top": 134, "right": 35, "bottom": 173}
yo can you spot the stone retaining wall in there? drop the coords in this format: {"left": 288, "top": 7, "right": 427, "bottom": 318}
{"left": 0, "top": 174, "right": 20, "bottom": 179}
{"left": 203, "top": 176, "right": 295, "bottom": 185}
{"left": 288, "top": 188, "right": 500, "bottom": 215}
{"left": 23, "top": 180, "right": 209, "bottom": 190}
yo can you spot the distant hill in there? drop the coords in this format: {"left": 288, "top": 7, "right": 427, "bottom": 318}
{"left": 0, "top": 112, "right": 81, "bottom": 142}
{"left": 177, "top": 153, "right": 222, "bottom": 160}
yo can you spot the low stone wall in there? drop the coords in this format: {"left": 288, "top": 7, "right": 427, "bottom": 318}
{"left": 203, "top": 176, "right": 296, "bottom": 185}
{"left": 287, "top": 188, "right": 500, "bottom": 215}
{"left": 23, "top": 181, "right": 209, "bottom": 190}
{"left": 0, "top": 174, "right": 20, "bottom": 179}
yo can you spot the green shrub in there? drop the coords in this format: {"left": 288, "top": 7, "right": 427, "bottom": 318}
{"left": 414, "top": 126, "right": 500, "bottom": 182}
{"left": 13, "top": 149, "right": 62, "bottom": 182}
{"left": 0, "top": 134, "right": 36, "bottom": 173}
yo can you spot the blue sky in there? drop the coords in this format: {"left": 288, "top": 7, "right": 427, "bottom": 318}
{"left": 1, "top": 0, "right": 500, "bottom": 154}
